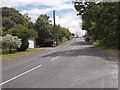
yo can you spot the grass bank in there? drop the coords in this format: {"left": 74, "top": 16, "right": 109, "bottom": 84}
{"left": 93, "top": 41, "right": 119, "bottom": 57}
{"left": 0, "top": 48, "right": 44, "bottom": 61}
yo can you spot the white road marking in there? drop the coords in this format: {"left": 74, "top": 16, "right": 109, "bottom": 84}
{"left": 50, "top": 56, "right": 59, "bottom": 61}
{"left": 0, "top": 65, "right": 42, "bottom": 86}
{"left": 71, "top": 46, "right": 77, "bottom": 49}
{"left": 50, "top": 46, "right": 75, "bottom": 61}
{"left": 111, "top": 63, "right": 118, "bottom": 68}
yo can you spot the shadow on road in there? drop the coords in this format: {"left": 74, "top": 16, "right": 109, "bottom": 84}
{"left": 42, "top": 41, "right": 118, "bottom": 63}
{"left": 71, "top": 41, "right": 92, "bottom": 46}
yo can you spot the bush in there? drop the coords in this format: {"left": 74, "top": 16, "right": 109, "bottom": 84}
{"left": 9, "top": 24, "right": 37, "bottom": 51}
{"left": 17, "top": 39, "right": 29, "bottom": 51}
{"left": 2, "top": 34, "right": 22, "bottom": 52}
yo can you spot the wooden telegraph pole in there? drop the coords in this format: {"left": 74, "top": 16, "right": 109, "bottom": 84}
{"left": 53, "top": 10, "right": 56, "bottom": 47}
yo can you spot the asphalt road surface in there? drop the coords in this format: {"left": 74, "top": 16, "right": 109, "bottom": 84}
{"left": 2, "top": 38, "right": 118, "bottom": 88}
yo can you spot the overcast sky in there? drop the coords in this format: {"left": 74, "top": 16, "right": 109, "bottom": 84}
{"left": 1, "top": 0, "right": 86, "bottom": 37}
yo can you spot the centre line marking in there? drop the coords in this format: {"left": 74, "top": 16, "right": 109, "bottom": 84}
{"left": 0, "top": 65, "right": 42, "bottom": 86}
{"left": 50, "top": 56, "right": 59, "bottom": 61}
{"left": 65, "top": 50, "right": 70, "bottom": 54}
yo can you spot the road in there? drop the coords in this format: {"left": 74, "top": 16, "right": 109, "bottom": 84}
{"left": 2, "top": 38, "right": 118, "bottom": 88}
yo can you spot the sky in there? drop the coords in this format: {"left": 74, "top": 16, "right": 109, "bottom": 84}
{"left": 1, "top": 0, "right": 86, "bottom": 37}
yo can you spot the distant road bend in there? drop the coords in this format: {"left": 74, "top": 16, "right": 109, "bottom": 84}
{"left": 2, "top": 38, "right": 118, "bottom": 88}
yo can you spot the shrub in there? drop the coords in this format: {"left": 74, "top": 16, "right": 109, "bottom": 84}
{"left": 2, "top": 34, "right": 22, "bottom": 52}
{"left": 9, "top": 24, "right": 37, "bottom": 51}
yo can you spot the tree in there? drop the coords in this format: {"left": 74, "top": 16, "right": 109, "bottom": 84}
{"left": 9, "top": 24, "right": 37, "bottom": 51}
{"left": 74, "top": 2, "right": 119, "bottom": 49}
{"left": 2, "top": 34, "right": 22, "bottom": 53}
{"left": 0, "top": 27, "right": 2, "bottom": 36}
{"left": 62, "top": 27, "right": 71, "bottom": 40}
{"left": 2, "top": 7, "right": 28, "bottom": 31}
{"left": 71, "top": 33, "right": 75, "bottom": 37}
{"left": 34, "top": 14, "right": 53, "bottom": 47}
{"left": 23, "top": 13, "right": 34, "bottom": 29}
{"left": 2, "top": 7, "right": 35, "bottom": 36}
{"left": 2, "top": 17, "right": 16, "bottom": 32}
{"left": 34, "top": 14, "right": 72, "bottom": 47}
{"left": 0, "top": 36, "right": 2, "bottom": 48}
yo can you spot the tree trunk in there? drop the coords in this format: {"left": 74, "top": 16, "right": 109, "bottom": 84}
{"left": 9, "top": 48, "right": 12, "bottom": 53}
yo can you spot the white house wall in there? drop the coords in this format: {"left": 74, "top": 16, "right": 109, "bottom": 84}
{"left": 28, "top": 39, "right": 34, "bottom": 48}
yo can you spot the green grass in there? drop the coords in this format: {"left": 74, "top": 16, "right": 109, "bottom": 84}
{"left": 0, "top": 48, "right": 44, "bottom": 61}
{"left": 97, "top": 47, "right": 119, "bottom": 57}
{"left": 93, "top": 41, "right": 119, "bottom": 57}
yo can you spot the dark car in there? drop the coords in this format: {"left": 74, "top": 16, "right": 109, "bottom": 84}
{"left": 85, "top": 37, "right": 90, "bottom": 42}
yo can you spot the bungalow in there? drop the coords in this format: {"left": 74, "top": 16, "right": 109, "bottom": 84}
{"left": 28, "top": 38, "right": 35, "bottom": 48}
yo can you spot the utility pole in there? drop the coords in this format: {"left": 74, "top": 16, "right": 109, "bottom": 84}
{"left": 76, "top": 31, "right": 78, "bottom": 38}
{"left": 68, "top": 26, "right": 69, "bottom": 30}
{"left": 53, "top": 10, "right": 56, "bottom": 47}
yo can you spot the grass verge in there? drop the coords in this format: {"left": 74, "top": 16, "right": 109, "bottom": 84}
{"left": 0, "top": 48, "right": 44, "bottom": 61}
{"left": 93, "top": 41, "right": 119, "bottom": 57}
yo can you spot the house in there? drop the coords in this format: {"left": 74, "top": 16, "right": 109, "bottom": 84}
{"left": 28, "top": 38, "right": 35, "bottom": 48}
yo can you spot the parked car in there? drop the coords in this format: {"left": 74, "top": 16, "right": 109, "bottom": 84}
{"left": 85, "top": 37, "right": 90, "bottom": 42}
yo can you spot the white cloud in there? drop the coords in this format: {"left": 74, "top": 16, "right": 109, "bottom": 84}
{"left": 19, "top": 0, "right": 76, "bottom": 23}
{"left": 1, "top": 0, "right": 86, "bottom": 36}
{"left": 1, "top": 0, "right": 71, "bottom": 8}
{"left": 49, "top": 12, "right": 86, "bottom": 37}
{"left": 21, "top": 9, "right": 86, "bottom": 37}
{"left": 1, "top": 1, "right": 35, "bottom": 8}
{"left": 19, "top": 0, "right": 75, "bottom": 15}
{"left": 29, "top": 14, "right": 38, "bottom": 23}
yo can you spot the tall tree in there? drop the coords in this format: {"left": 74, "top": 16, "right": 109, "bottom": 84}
{"left": 2, "top": 7, "right": 37, "bottom": 51}
{"left": 2, "top": 7, "right": 35, "bottom": 34}
{"left": 34, "top": 14, "right": 53, "bottom": 47}
{"left": 74, "top": 2, "right": 119, "bottom": 49}
{"left": 2, "top": 7, "right": 27, "bottom": 31}
{"left": 9, "top": 24, "right": 37, "bottom": 51}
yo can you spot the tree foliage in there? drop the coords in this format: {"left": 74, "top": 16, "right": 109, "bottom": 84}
{"left": 0, "top": 27, "right": 2, "bottom": 36}
{"left": 9, "top": 24, "right": 37, "bottom": 51}
{"left": 34, "top": 14, "right": 72, "bottom": 47}
{"left": 2, "top": 7, "right": 37, "bottom": 51}
{"left": 34, "top": 14, "right": 52, "bottom": 47}
{"left": 2, "top": 7, "right": 72, "bottom": 49}
{"left": 54, "top": 25, "right": 71, "bottom": 43}
{"left": 74, "top": 2, "right": 119, "bottom": 49}
{"left": 2, "top": 34, "right": 22, "bottom": 52}
{"left": 2, "top": 7, "right": 28, "bottom": 31}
